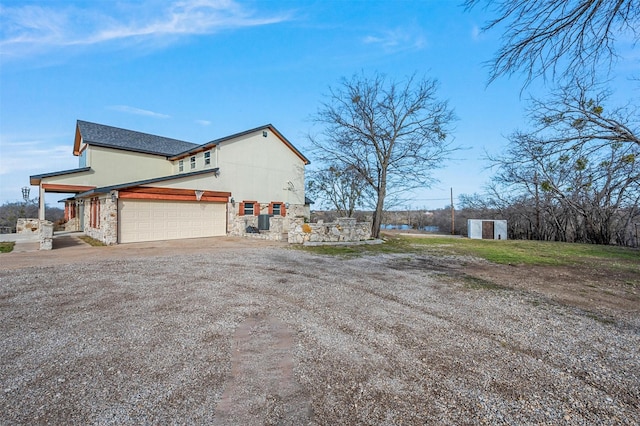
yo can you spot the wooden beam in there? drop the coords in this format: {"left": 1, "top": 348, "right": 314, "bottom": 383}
{"left": 42, "top": 184, "right": 95, "bottom": 192}
{"left": 119, "top": 192, "right": 229, "bottom": 202}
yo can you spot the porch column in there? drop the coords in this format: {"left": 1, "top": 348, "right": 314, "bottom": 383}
{"left": 38, "top": 185, "right": 45, "bottom": 220}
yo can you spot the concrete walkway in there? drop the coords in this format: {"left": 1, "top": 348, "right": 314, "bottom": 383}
{"left": 0, "top": 231, "right": 86, "bottom": 253}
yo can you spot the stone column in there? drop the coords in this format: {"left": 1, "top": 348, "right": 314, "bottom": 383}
{"left": 38, "top": 185, "right": 46, "bottom": 220}
{"left": 39, "top": 220, "right": 53, "bottom": 250}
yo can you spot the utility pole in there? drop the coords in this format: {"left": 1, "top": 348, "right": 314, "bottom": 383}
{"left": 534, "top": 171, "right": 540, "bottom": 240}
{"left": 450, "top": 187, "right": 455, "bottom": 235}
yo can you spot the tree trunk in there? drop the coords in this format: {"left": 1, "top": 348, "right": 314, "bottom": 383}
{"left": 371, "top": 184, "right": 386, "bottom": 239}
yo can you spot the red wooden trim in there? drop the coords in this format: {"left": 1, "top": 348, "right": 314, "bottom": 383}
{"left": 281, "top": 203, "right": 286, "bottom": 217}
{"left": 42, "top": 184, "right": 95, "bottom": 192}
{"left": 239, "top": 202, "right": 245, "bottom": 216}
{"left": 254, "top": 202, "right": 260, "bottom": 216}
{"left": 73, "top": 124, "right": 82, "bottom": 155}
{"left": 119, "top": 193, "right": 228, "bottom": 202}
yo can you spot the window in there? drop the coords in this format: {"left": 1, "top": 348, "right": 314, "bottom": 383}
{"left": 239, "top": 201, "right": 259, "bottom": 216}
{"left": 190, "top": 156, "right": 196, "bottom": 169}
{"left": 269, "top": 202, "right": 286, "bottom": 216}
{"left": 79, "top": 149, "right": 87, "bottom": 167}
{"left": 178, "top": 160, "right": 184, "bottom": 172}
{"left": 204, "top": 151, "right": 211, "bottom": 166}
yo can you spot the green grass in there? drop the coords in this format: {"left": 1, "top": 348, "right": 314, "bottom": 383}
{"left": 299, "top": 233, "right": 639, "bottom": 271}
{"left": 0, "top": 241, "right": 15, "bottom": 253}
{"left": 405, "top": 237, "right": 639, "bottom": 267}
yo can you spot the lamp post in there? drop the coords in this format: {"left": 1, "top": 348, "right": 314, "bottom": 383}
{"left": 21, "top": 187, "right": 30, "bottom": 204}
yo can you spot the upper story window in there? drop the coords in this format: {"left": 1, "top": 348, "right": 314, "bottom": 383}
{"left": 190, "top": 156, "right": 196, "bottom": 169}
{"left": 178, "top": 160, "right": 184, "bottom": 172}
{"left": 79, "top": 151, "right": 86, "bottom": 167}
{"left": 204, "top": 151, "right": 211, "bottom": 166}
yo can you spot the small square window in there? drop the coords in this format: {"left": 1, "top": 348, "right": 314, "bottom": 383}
{"left": 272, "top": 203, "right": 281, "bottom": 216}
{"left": 190, "top": 156, "right": 196, "bottom": 169}
{"left": 178, "top": 160, "right": 184, "bottom": 172}
{"left": 204, "top": 151, "right": 211, "bottom": 166}
{"left": 244, "top": 202, "right": 254, "bottom": 215}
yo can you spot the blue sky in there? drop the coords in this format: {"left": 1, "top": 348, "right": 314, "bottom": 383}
{"left": 0, "top": 0, "right": 636, "bottom": 209}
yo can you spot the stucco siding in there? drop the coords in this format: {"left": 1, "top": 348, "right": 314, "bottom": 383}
{"left": 215, "top": 131, "right": 305, "bottom": 203}
{"left": 83, "top": 146, "right": 173, "bottom": 187}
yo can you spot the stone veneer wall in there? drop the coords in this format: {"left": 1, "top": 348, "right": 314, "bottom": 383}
{"left": 83, "top": 194, "right": 118, "bottom": 245}
{"left": 228, "top": 202, "right": 308, "bottom": 242}
{"left": 288, "top": 217, "right": 372, "bottom": 244}
{"left": 16, "top": 218, "right": 40, "bottom": 234}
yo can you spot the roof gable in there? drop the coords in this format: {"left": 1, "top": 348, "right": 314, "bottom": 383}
{"left": 73, "top": 120, "right": 198, "bottom": 157}
{"left": 169, "top": 124, "right": 310, "bottom": 165}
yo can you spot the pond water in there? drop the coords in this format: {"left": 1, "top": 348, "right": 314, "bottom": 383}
{"left": 381, "top": 224, "right": 439, "bottom": 232}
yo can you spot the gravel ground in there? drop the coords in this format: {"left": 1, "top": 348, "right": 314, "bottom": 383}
{"left": 0, "top": 242, "right": 638, "bottom": 424}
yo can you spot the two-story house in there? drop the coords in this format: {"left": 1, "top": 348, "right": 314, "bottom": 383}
{"left": 29, "top": 120, "right": 310, "bottom": 244}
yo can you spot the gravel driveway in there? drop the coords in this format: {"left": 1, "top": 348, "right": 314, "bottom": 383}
{"left": 1, "top": 237, "right": 638, "bottom": 424}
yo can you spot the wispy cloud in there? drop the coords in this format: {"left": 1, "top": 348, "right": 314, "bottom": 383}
{"left": 0, "top": 0, "right": 293, "bottom": 59}
{"left": 195, "top": 119, "right": 211, "bottom": 126}
{"left": 108, "top": 105, "right": 171, "bottom": 119}
{"left": 362, "top": 27, "right": 426, "bottom": 52}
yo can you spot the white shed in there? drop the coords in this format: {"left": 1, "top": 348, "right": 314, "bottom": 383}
{"left": 467, "top": 219, "right": 507, "bottom": 240}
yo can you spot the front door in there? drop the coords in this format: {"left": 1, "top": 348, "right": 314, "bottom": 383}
{"left": 482, "top": 221, "right": 494, "bottom": 239}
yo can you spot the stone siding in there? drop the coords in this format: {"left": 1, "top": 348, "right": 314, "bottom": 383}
{"left": 228, "top": 202, "right": 308, "bottom": 242}
{"left": 288, "top": 218, "right": 372, "bottom": 244}
{"left": 64, "top": 217, "right": 81, "bottom": 232}
{"left": 16, "top": 218, "right": 40, "bottom": 234}
{"left": 83, "top": 193, "right": 118, "bottom": 245}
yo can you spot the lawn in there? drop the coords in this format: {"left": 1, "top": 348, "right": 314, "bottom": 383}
{"left": 0, "top": 241, "right": 15, "bottom": 253}
{"left": 300, "top": 234, "right": 639, "bottom": 272}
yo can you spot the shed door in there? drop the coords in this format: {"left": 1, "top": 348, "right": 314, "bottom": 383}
{"left": 482, "top": 221, "right": 494, "bottom": 239}
{"left": 118, "top": 199, "right": 226, "bottom": 243}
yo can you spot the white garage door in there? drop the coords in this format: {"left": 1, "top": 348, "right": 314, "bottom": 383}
{"left": 118, "top": 199, "right": 226, "bottom": 243}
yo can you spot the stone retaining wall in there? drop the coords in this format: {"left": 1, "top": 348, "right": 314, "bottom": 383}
{"left": 16, "top": 218, "right": 40, "bottom": 234}
{"left": 288, "top": 218, "right": 372, "bottom": 244}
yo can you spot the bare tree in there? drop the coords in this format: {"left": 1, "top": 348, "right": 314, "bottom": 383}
{"left": 306, "top": 164, "right": 368, "bottom": 217}
{"left": 486, "top": 83, "right": 640, "bottom": 244}
{"left": 309, "top": 72, "right": 457, "bottom": 238}
{"left": 466, "top": 0, "right": 640, "bottom": 84}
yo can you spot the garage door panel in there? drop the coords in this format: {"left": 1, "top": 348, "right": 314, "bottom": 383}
{"left": 119, "top": 200, "right": 226, "bottom": 243}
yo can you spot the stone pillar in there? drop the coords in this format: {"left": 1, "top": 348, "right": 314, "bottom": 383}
{"left": 39, "top": 220, "right": 53, "bottom": 250}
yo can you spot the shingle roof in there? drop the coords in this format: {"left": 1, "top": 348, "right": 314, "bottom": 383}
{"left": 77, "top": 120, "right": 198, "bottom": 157}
